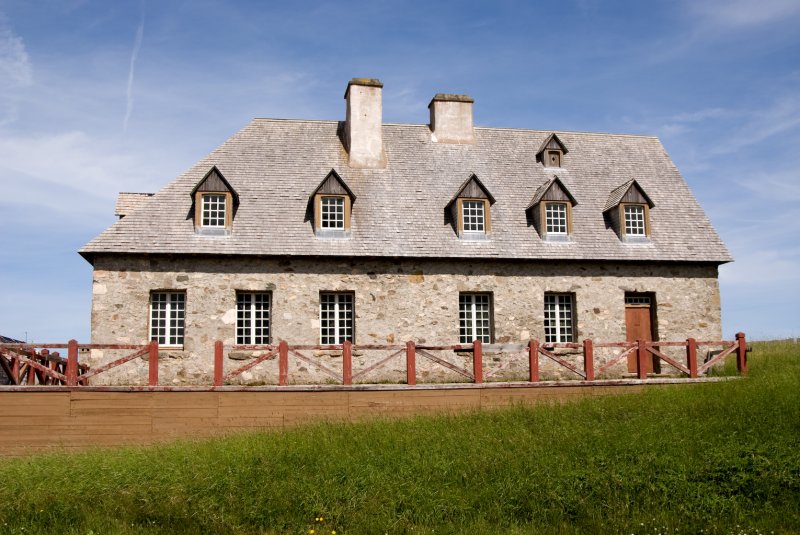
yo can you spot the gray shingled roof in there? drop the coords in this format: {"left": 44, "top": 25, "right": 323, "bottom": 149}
{"left": 114, "top": 192, "right": 154, "bottom": 218}
{"left": 81, "top": 119, "right": 732, "bottom": 264}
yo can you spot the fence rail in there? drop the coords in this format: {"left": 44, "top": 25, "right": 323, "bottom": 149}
{"left": 1, "top": 333, "right": 749, "bottom": 388}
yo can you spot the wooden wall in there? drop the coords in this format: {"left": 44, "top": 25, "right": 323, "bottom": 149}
{"left": 0, "top": 383, "right": 667, "bottom": 456}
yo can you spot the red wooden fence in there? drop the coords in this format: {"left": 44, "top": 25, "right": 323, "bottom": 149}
{"left": 1, "top": 334, "right": 749, "bottom": 388}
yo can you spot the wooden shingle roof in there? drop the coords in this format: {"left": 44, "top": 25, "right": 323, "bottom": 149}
{"left": 81, "top": 119, "right": 731, "bottom": 264}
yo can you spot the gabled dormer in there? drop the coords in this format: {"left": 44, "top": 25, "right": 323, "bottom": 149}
{"left": 603, "top": 179, "right": 655, "bottom": 242}
{"left": 536, "top": 133, "right": 568, "bottom": 168}
{"left": 446, "top": 174, "right": 496, "bottom": 239}
{"left": 191, "top": 166, "right": 239, "bottom": 235}
{"left": 310, "top": 169, "right": 356, "bottom": 237}
{"left": 527, "top": 177, "right": 578, "bottom": 241}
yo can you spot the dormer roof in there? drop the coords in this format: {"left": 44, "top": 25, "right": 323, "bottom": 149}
{"left": 190, "top": 166, "right": 239, "bottom": 206}
{"left": 446, "top": 174, "right": 496, "bottom": 208}
{"left": 536, "top": 133, "right": 569, "bottom": 160}
{"left": 310, "top": 169, "right": 356, "bottom": 201}
{"left": 603, "top": 179, "right": 655, "bottom": 212}
{"left": 527, "top": 177, "right": 578, "bottom": 209}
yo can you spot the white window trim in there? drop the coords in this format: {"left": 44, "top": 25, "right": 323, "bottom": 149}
{"left": 320, "top": 196, "right": 346, "bottom": 229}
{"left": 623, "top": 204, "right": 647, "bottom": 236}
{"left": 461, "top": 199, "right": 486, "bottom": 235}
{"left": 201, "top": 193, "right": 227, "bottom": 228}
{"left": 236, "top": 292, "right": 271, "bottom": 345}
{"left": 545, "top": 202, "right": 569, "bottom": 235}
{"left": 459, "top": 293, "right": 492, "bottom": 344}
{"left": 150, "top": 292, "right": 185, "bottom": 347}
{"left": 319, "top": 292, "right": 354, "bottom": 345}
{"left": 544, "top": 293, "right": 575, "bottom": 344}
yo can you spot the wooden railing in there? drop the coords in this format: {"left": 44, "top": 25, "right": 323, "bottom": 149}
{"left": 2, "top": 334, "right": 748, "bottom": 387}
{"left": 213, "top": 333, "right": 749, "bottom": 387}
{"left": 0, "top": 341, "right": 157, "bottom": 386}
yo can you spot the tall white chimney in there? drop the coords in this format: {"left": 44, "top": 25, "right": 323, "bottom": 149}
{"left": 428, "top": 93, "right": 475, "bottom": 144}
{"left": 343, "top": 78, "right": 385, "bottom": 169}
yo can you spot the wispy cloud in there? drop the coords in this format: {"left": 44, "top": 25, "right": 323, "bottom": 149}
{"left": 687, "top": 0, "right": 800, "bottom": 30}
{"left": 123, "top": 2, "right": 145, "bottom": 133}
{"left": 0, "top": 16, "right": 33, "bottom": 125}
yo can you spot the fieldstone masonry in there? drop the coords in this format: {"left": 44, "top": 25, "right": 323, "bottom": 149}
{"left": 89, "top": 255, "right": 722, "bottom": 385}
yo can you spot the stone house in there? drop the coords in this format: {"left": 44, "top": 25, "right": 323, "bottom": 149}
{"left": 80, "top": 78, "right": 731, "bottom": 385}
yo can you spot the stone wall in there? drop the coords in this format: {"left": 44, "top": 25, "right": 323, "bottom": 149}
{"left": 89, "top": 255, "right": 722, "bottom": 385}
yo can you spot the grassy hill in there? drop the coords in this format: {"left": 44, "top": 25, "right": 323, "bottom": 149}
{"left": 1, "top": 340, "right": 798, "bottom": 534}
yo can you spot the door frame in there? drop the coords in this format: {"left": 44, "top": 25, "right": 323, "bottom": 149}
{"left": 624, "top": 292, "right": 659, "bottom": 374}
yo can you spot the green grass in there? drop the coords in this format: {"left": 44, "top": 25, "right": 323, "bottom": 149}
{"left": 1, "top": 341, "right": 799, "bottom": 534}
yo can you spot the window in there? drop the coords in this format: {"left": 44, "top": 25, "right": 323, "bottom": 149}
{"left": 320, "top": 196, "right": 345, "bottom": 229}
{"left": 544, "top": 293, "right": 575, "bottom": 343}
{"left": 546, "top": 150, "right": 561, "bottom": 168}
{"left": 545, "top": 202, "right": 568, "bottom": 235}
{"left": 150, "top": 292, "right": 185, "bottom": 346}
{"left": 624, "top": 204, "right": 646, "bottom": 236}
{"left": 236, "top": 292, "right": 271, "bottom": 345}
{"left": 320, "top": 292, "right": 354, "bottom": 344}
{"left": 461, "top": 199, "right": 486, "bottom": 234}
{"left": 201, "top": 194, "right": 227, "bottom": 227}
{"left": 459, "top": 293, "right": 492, "bottom": 343}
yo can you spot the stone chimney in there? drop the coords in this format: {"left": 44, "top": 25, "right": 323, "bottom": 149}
{"left": 343, "top": 78, "right": 385, "bottom": 169}
{"left": 428, "top": 93, "right": 475, "bottom": 143}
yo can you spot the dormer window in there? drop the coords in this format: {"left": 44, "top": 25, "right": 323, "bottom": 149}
{"left": 527, "top": 177, "right": 577, "bottom": 241}
{"left": 536, "top": 133, "right": 568, "bottom": 168}
{"left": 311, "top": 170, "right": 355, "bottom": 238}
{"left": 191, "top": 166, "right": 238, "bottom": 235}
{"left": 446, "top": 174, "right": 496, "bottom": 239}
{"left": 603, "top": 179, "right": 655, "bottom": 242}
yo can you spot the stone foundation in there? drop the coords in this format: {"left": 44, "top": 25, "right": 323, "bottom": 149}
{"left": 89, "top": 255, "right": 722, "bottom": 385}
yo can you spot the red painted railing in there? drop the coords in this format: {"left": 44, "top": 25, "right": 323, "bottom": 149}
{"left": 2, "top": 334, "right": 748, "bottom": 387}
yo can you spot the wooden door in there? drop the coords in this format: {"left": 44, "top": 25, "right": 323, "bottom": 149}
{"left": 626, "top": 302, "right": 654, "bottom": 373}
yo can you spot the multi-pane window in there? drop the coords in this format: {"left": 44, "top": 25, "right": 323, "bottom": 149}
{"left": 461, "top": 200, "right": 485, "bottom": 233}
{"left": 320, "top": 293, "right": 354, "bottom": 344}
{"left": 320, "top": 196, "right": 345, "bottom": 229}
{"left": 544, "top": 293, "right": 575, "bottom": 343}
{"left": 201, "top": 194, "right": 227, "bottom": 227}
{"left": 150, "top": 292, "right": 185, "bottom": 346}
{"left": 545, "top": 202, "right": 568, "bottom": 234}
{"left": 624, "top": 205, "right": 646, "bottom": 236}
{"left": 459, "top": 293, "right": 492, "bottom": 343}
{"left": 236, "top": 292, "right": 271, "bottom": 345}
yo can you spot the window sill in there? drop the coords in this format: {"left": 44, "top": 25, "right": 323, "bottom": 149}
{"left": 196, "top": 228, "right": 231, "bottom": 236}
{"left": 623, "top": 236, "right": 651, "bottom": 244}
{"left": 460, "top": 232, "right": 491, "bottom": 241}
{"left": 543, "top": 234, "right": 571, "bottom": 243}
{"left": 315, "top": 229, "right": 350, "bottom": 240}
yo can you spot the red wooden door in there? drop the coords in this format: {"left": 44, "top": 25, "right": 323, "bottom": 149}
{"left": 626, "top": 305, "right": 653, "bottom": 373}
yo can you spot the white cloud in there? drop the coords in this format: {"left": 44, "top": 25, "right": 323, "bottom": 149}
{"left": 0, "top": 22, "right": 32, "bottom": 88}
{"left": 123, "top": 3, "right": 145, "bottom": 133}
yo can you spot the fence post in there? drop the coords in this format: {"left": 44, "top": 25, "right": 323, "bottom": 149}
{"left": 26, "top": 348, "right": 37, "bottom": 385}
{"left": 342, "top": 340, "right": 352, "bottom": 385}
{"left": 279, "top": 341, "right": 289, "bottom": 386}
{"left": 686, "top": 338, "right": 698, "bottom": 378}
{"left": 473, "top": 339, "right": 483, "bottom": 384}
{"left": 637, "top": 339, "right": 648, "bottom": 380}
{"left": 213, "top": 340, "right": 224, "bottom": 387}
{"left": 148, "top": 340, "right": 159, "bottom": 386}
{"left": 583, "top": 339, "right": 594, "bottom": 381}
{"left": 529, "top": 339, "right": 539, "bottom": 382}
{"left": 406, "top": 340, "right": 416, "bottom": 386}
{"left": 736, "top": 332, "right": 748, "bottom": 375}
{"left": 66, "top": 339, "right": 78, "bottom": 386}
{"left": 12, "top": 354, "right": 20, "bottom": 384}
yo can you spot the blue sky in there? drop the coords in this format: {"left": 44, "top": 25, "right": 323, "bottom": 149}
{"left": 0, "top": 0, "right": 798, "bottom": 342}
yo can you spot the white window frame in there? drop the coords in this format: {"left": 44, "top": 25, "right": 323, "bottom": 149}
{"left": 150, "top": 292, "right": 185, "bottom": 347}
{"left": 236, "top": 292, "right": 271, "bottom": 345}
{"left": 320, "top": 196, "right": 345, "bottom": 229}
{"left": 201, "top": 193, "right": 227, "bottom": 228}
{"left": 623, "top": 204, "right": 647, "bottom": 236}
{"left": 459, "top": 293, "right": 492, "bottom": 344}
{"left": 320, "top": 292, "right": 354, "bottom": 344}
{"left": 545, "top": 202, "right": 568, "bottom": 235}
{"left": 544, "top": 293, "right": 575, "bottom": 343}
{"left": 461, "top": 199, "right": 486, "bottom": 234}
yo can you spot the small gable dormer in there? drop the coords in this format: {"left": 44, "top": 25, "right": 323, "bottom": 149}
{"left": 311, "top": 169, "right": 356, "bottom": 237}
{"left": 191, "top": 166, "right": 239, "bottom": 235}
{"left": 603, "top": 179, "right": 655, "bottom": 242}
{"left": 527, "top": 177, "right": 578, "bottom": 241}
{"left": 536, "top": 133, "right": 568, "bottom": 168}
{"left": 446, "top": 174, "right": 496, "bottom": 239}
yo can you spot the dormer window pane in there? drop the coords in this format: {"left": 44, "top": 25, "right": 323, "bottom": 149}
{"left": 462, "top": 200, "right": 485, "bottom": 233}
{"left": 545, "top": 203, "right": 568, "bottom": 234}
{"left": 321, "top": 196, "right": 345, "bottom": 229}
{"left": 202, "top": 194, "right": 226, "bottom": 227}
{"left": 624, "top": 205, "right": 646, "bottom": 236}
